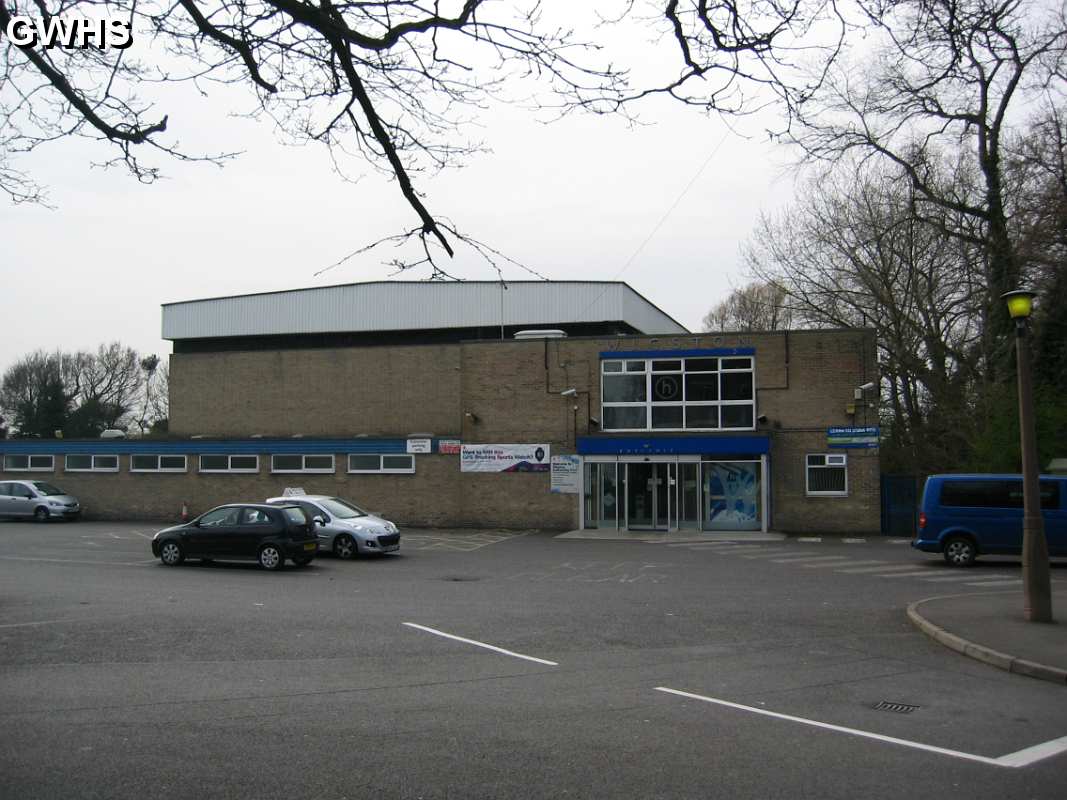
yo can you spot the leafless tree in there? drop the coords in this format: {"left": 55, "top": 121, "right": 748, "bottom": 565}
{"left": 67, "top": 342, "right": 144, "bottom": 433}
{"left": 133, "top": 355, "right": 169, "bottom": 435}
{"left": 702, "top": 280, "right": 794, "bottom": 331}
{"left": 744, "top": 161, "right": 988, "bottom": 472}
{"left": 788, "top": 0, "right": 1067, "bottom": 373}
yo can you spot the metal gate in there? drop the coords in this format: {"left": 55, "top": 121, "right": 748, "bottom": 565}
{"left": 880, "top": 475, "right": 919, "bottom": 537}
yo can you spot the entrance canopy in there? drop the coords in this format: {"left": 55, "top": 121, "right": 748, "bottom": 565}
{"left": 576, "top": 435, "right": 770, "bottom": 456}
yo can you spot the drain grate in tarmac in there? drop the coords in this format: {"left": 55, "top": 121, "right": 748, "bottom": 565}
{"left": 873, "top": 700, "right": 919, "bottom": 714}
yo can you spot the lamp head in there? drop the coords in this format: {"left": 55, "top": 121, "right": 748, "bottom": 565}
{"left": 1002, "top": 289, "right": 1036, "bottom": 320}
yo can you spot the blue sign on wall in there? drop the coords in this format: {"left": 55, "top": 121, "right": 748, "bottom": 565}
{"left": 827, "top": 426, "right": 880, "bottom": 449}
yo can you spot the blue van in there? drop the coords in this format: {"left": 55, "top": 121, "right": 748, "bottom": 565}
{"left": 912, "top": 474, "right": 1067, "bottom": 566}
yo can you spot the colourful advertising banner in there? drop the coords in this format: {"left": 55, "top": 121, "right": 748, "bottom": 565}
{"left": 827, "top": 426, "right": 880, "bottom": 448}
{"left": 438, "top": 439, "right": 462, "bottom": 455}
{"left": 550, "top": 455, "right": 581, "bottom": 493}
{"left": 460, "top": 444, "right": 551, "bottom": 472}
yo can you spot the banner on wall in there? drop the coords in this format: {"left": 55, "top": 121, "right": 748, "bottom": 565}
{"left": 460, "top": 444, "right": 550, "bottom": 473}
{"left": 827, "top": 426, "right": 880, "bottom": 448}
{"left": 550, "top": 455, "right": 580, "bottom": 493}
{"left": 438, "top": 439, "right": 462, "bottom": 454}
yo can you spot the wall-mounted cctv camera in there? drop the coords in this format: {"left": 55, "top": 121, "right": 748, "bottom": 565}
{"left": 560, "top": 388, "right": 578, "bottom": 397}
{"left": 858, "top": 382, "right": 877, "bottom": 391}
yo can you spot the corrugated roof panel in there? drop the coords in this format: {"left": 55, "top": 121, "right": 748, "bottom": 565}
{"left": 162, "top": 281, "right": 688, "bottom": 340}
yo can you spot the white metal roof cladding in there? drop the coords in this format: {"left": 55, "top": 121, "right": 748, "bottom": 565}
{"left": 162, "top": 281, "right": 689, "bottom": 340}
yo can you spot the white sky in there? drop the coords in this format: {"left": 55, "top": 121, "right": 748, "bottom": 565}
{"left": 0, "top": 7, "right": 800, "bottom": 375}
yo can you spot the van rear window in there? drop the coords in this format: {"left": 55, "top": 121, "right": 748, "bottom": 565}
{"left": 940, "top": 480, "right": 1060, "bottom": 509}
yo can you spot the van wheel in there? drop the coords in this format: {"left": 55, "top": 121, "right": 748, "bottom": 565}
{"left": 34, "top": 506, "right": 49, "bottom": 522}
{"left": 943, "top": 536, "right": 976, "bottom": 567}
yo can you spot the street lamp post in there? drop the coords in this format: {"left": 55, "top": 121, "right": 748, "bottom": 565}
{"left": 1002, "top": 289, "right": 1053, "bottom": 623}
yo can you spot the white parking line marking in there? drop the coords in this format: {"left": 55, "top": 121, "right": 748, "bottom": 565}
{"left": 770, "top": 555, "right": 851, "bottom": 564}
{"left": 842, "top": 538, "right": 867, "bottom": 543}
{"left": 654, "top": 687, "right": 1067, "bottom": 769}
{"left": 803, "top": 560, "right": 887, "bottom": 569}
{"left": 740, "top": 549, "right": 801, "bottom": 559}
{"left": 0, "top": 556, "right": 153, "bottom": 567}
{"left": 922, "top": 573, "right": 1009, "bottom": 583}
{"left": 797, "top": 537, "right": 822, "bottom": 542}
{"left": 875, "top": 570, "right": 947, "bottom": 578}
{"left": 965, "top": 579, "right": 1023, "bottom": 587}
{"left": 837, "top": 564, "right": 925, "bottom": 574}
{"left": 402, "top": 622, "right": 558, "bottom": 666}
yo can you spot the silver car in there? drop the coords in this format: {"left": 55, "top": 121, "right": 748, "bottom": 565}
{"left": 0, "top": 480, "right": 81, "bottom": 521}
{"left": 265, "top": 495, "right": 400, "bottom": 558}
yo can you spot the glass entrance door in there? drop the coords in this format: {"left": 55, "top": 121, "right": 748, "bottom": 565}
{"left": 626, "top": 462, "right": 669, "bottom": 530}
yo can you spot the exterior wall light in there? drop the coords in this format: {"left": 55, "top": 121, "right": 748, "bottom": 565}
{"left": 1003, "top": 289, "right": 1036, "bottom": 320}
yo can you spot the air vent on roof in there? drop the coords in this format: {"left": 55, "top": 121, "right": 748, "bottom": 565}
{"left": 514, "top": 329, "right": 567, "bottom": 340}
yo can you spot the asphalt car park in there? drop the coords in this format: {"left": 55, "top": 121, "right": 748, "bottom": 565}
{"left": 1, "top": 521, "right": 1066, "bottom": 799}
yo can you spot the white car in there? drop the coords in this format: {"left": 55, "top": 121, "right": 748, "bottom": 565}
{"left": 265, "top": 495, "right": 400, "bottom": 558}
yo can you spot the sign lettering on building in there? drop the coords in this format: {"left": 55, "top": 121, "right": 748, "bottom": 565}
{"left": 550, "top": 455, "right": 580, "bottom": 493}
{"left": 827, "top": 426, "right": 880, "bottom": 449}
{"left": 460, "top": 444, "right": 551, "bottom": 473}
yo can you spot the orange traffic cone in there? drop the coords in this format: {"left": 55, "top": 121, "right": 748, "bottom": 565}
{"left": 181, "top": 502, "right": 189, "bottom": 523}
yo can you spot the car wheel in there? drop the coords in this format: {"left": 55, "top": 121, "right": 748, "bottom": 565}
{"left": 333, "top": 534, "right": 357, "bottom": 560}
{"left": 292, "top": 556, "right": 312, "bottom": 567}
{"left": 160, "top": 541, "right": 185, "bottom": 566}
{"left": 258, "top": 544, "right": 284, "bottom": 571}
{"left": 34, "top": 506, "right": 50, "bottom": 522}
{"left": 943, "top": 536, "right": 977, "bottom": 567}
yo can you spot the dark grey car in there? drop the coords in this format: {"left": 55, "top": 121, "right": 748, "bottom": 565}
{"left": 0, "top": 480, "right": 81, "bottom": 521}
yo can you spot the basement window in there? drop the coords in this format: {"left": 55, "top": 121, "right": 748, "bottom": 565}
{"left": 199, "top": 454, "right": 260, "bottom": 473}
{"left": 347, "top": 454, "right": 415, "bottom": 474}
{"left": 806, "top": 454, "right": 848, "bottom": 496}
{"left": 3, "top": 454, "right": 54, "bottom": 472}
{"left": 271, "top": 454, "right": 336, "bottom": 474}
{"left": 65, "top": 454, "right": 120, "bottom": 472}
{"left": 131, "top": 455, "right": 188, "bottom": 473}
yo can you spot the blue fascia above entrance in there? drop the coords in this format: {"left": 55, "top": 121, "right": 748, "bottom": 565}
{"left": 577, "top": 435, "right": 770, "bottom": 456}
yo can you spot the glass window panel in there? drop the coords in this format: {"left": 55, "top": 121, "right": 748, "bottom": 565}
{"left": 348, "top": 454, "right": 381, "bottom": 471}
{"left": 686, "top": 406, "right": 719, "bottom": 429}
{"left": 200, "top": 455, "right": 228, "bottom": 471}
{"left": 160, "top": 456, "right": 186, "bottom": 470}
{"left": 685, "top": 358, "right": 718, "bottom": 372}
{"left": 229, "top": 456, "right": 258, "bottom": 471}
{"left": 651, "top": 374, "right": 682, "bottom": 402}
{"left": 304, "top": 455, "right": 334, "bottom": 471}
{"left": 29, "top": 455, "right": 53, "bottom": 470}
{"left": 272, "top": 455, "right": 302, "bottom": 471}
{"left": 603, "top": 406, "right": 647, "bottom": 430}
{"left": 4, "top": 455, "right": 29, "bottom": 470}
{"left": 721, "top": 405, "right": 754, "bottom": 428}
{"left": 684, "top": 373, "right": 719, "bottom": 402}
{"left": 132, "top": 454, "right": 158, "bottom": 470}
{"left": 94, "top": 455, "right": 119, "bottom": 470}
{"left": 721, "top": 357, "right": 752, "bottom": 370}
{"left": 721, "top": 372, "right": 753, "bottom": 400}
{"left": 807, "top": 454, "right": 826, "bottom": 466}
{"left": 625, "top": 360, "right": 646, "bottom": 372}
{"left": 602, "top": 361, "right": 623, "bottom": 373}
{"left": 382, "top": 455, "right": 414, "bottom": 471}
{"left": 603, "top": 374, "right": 647, "bottom": 403}
{"left": 651, "top": 360, "right": 682, "bottom": 372}
{"left": 652, "top": 406, "right": 683, "bottom": 429}
{"left": 66, "top": 455, "right": 92, "bottom": 470}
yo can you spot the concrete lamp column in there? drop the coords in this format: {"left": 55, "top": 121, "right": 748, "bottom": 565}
{"left": 1002, "top": 289, "right": 1053, "bottom": 623}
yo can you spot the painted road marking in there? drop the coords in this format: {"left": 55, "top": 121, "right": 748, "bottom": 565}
{"left": 740, "top": 549, "right": 801, "bottom": 559}
{"left": 402, "top": 622, "right": 558, "bottom": 666}
{"left": 965, "top": 579, "right": 1023, "bottom": 587}
{"left": 876, "top": 570, "right": 947, "bottom": 579}
{"left": 923, "top": 573, "right": 1011, "bottom": 583}
{"left": 770, "top": 555, "right": 851, "bottom": 564}
{"left": 837, "top": 564, "right": 925, "bottom": 574}
{"left": 797, "top": 537, "right": 822, "bottom": 542}
{"left": 0, "top": 555, "right": 155, "bottom": 567}
{"left": 803, "top": 560, "right": 888, "bottom": 569}
{"left": 654, "top": 687, "right": 1067, "bottom": 769}
{"left": 842, "top": 538, "right": 867, "bottom": 543}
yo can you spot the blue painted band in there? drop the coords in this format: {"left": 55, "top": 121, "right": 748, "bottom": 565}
{"left": 599, "top": 348, "right": 755, "bottom": 359}
{"left": 0, "top": 437, "right": 422, "bottom": 455}
{"left": 577, "top": 435, "right": 769, "bottom": 456}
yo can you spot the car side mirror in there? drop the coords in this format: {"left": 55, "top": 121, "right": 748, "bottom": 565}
{"left": 313, "top": 516, "right": 326, "bottom": 526}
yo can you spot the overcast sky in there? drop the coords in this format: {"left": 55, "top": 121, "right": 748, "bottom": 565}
{"left": 1, "top": 8, "right": 799, "bottom": 375}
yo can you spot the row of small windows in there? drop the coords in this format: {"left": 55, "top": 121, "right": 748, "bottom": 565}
{"left": 601, "top": 356, "right": 756, "bottom": 432}
{"left": 1, "top": 454, "right": 416, "bottom": 475}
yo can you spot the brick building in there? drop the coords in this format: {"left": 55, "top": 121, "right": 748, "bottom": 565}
{"left": 0, "top": 281, "right": 880, "bottom": 533}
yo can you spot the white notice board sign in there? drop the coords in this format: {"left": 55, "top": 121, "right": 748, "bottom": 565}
{"left": 550, "top": 455, "right": 580, "bottom": 494}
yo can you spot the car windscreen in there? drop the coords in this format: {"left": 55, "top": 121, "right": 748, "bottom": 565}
{"left": 31, "top": 482, "right": 65, "bottom": 496}
{"left": 319, "top": 498, "right": 367, "bottom": 518}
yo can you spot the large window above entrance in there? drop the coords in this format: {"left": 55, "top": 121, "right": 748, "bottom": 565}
{"left": 601, "top": 354, "right": 755, "bottom": 431}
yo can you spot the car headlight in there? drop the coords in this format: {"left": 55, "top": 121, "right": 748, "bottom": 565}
{"left": 47, "top": 500, "right": 64, "bottom": 507}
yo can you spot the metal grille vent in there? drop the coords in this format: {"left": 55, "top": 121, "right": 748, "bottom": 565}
{"left": 873, "top": 700, "right": 919, "bottom": 714}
